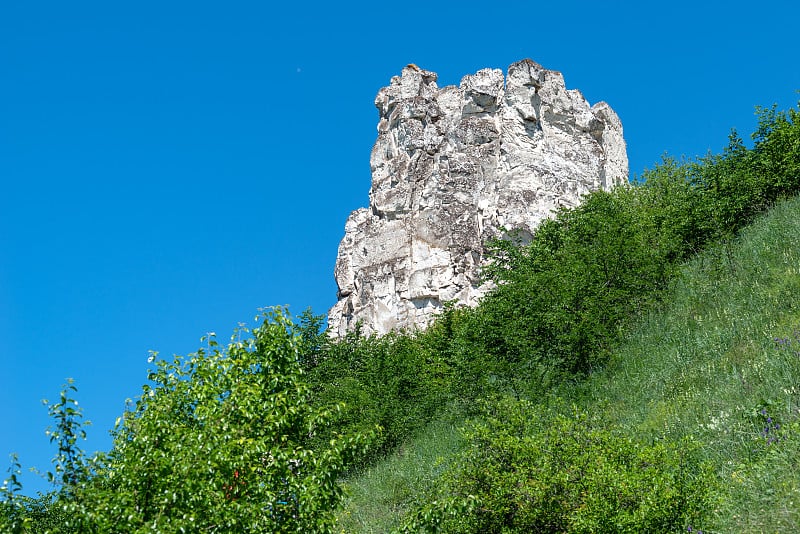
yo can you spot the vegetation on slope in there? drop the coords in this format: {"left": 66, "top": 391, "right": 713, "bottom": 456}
{"left": 2, "top": 102, "right": 798, "bottom": 532}
{"left": 574, "top": 194, "right": 800, "bottom": 532}
{"left": 325, "top": 103, "right": 800, "bottom": 532}
{"left": 395, "top": 194, "right": 800, "bottom": 533}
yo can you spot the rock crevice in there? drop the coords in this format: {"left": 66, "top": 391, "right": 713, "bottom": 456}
{"left": 328, "top": 59, "right": 628, "bottom": 336}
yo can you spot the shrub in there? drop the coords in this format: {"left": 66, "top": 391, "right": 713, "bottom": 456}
{"left": 307, "top": 329, "right": 445, "bottom": 462}
{"left": 468, "top": 186, "right": 679, "bottom": 396}
{"left": 401, "top": 398, "right": 713, "bottom": 533}
{"left": 43, "top": 308, "right": 376, "bottom": 533}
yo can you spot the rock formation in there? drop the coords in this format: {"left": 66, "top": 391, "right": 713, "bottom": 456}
{"left": 328, "top": 59, "right": 628, "bottom": 337}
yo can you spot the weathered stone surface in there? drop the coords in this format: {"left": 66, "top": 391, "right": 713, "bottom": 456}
{"left": 328, "top": 59, "right": 628, "bottom": 336}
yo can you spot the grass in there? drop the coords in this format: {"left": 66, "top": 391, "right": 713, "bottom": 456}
{"left": 567, "top": 195, "right": 800, "bottom": 532}
{"left": 337, "top": 195, "right": 800, "bottom": 532}
{"left": 335, "top": 413, "right": 465, "bottom": 533}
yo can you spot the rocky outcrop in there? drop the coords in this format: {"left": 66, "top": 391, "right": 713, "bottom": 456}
{"left": 328, "top": 59, "right": 628, "bottom": 336}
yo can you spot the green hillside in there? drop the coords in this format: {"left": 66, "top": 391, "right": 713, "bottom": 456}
{"left": 340, "top": 193, "right": 800, "bottom": 532}
{"left": 326, "top": 103, "right": 800, "bottom": 532}
{"left": 574, "top": 185, "right": 800, "bottom": 532}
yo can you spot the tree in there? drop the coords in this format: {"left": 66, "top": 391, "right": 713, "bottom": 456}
{"left": 54, "top": 307, "right": 375, "bottom": 533}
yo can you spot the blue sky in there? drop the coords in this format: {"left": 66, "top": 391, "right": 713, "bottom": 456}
{"left": 2, "top": 0, "right": 798, "bottom": 496}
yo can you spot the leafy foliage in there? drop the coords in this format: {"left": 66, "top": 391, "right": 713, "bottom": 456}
{"left": 11, "top": 308, "right": 376, "bottom": 533}
{"left": 476, "top": 188, "right": 677, "bottom": 384}
{"left": 42, "top": 379, "right": 93, "bottom": 497}
{"left": 1, "top": 454, "right": 29, "bottom": 533}
{"left": 400, "top": 399, "right": 713, "bottom": 533}
{"left": 1, "top": 389, "right": 86, "bottom": 534}
{"left": 306, "top": 328, "right": 445, "bottom": 463}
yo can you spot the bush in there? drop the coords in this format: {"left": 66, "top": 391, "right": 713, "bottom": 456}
{"left": 307, "top": 328, "right": 446, "bottom": 463}
{"left": 467, "top": 186, "right": 679, "bottom": 397}
{"left": 38, "top": 308, "right": 376, "bottom": 533}
{"left": 401, "top": 398, "right": 713, "bottom": 533}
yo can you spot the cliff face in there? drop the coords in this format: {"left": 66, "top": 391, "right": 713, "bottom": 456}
{"left": 328, "top": 59, "right": 628, "bottom": 336}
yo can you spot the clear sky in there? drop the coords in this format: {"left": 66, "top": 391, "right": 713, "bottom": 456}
{"left": 3, "top": 0, "right": 799, "bottom": 496}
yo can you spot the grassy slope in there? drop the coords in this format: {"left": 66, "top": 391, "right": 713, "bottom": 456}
{"left": 570, "top": 194, "right": 800, "bottom": 531}
{"left": 335, "top": 414, "right": 465, "bottom": 533}
{"left": 338, "top": 195, "right": 800, "bottom": 533}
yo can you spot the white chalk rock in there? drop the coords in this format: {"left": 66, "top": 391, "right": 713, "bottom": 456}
{"left": 328, "top": 60, "right": 628, "bottom": 336}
